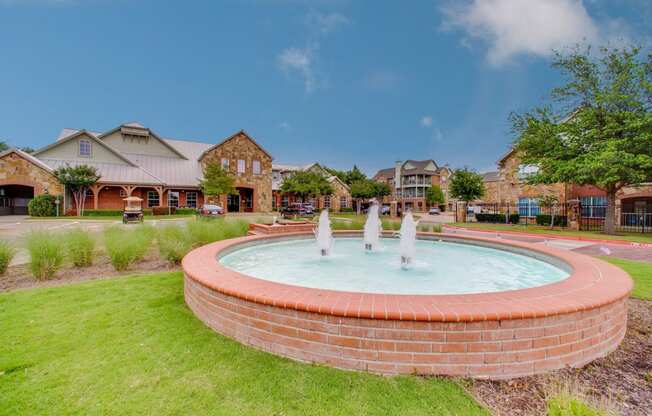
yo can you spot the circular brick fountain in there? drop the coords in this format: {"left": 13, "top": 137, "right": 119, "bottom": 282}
{"left": 182, "top": 231, "right": 632, "bottom": 379}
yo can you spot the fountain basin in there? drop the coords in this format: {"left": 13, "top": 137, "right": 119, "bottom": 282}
{"left": 182, "top": 231, "right": 632, "bottom": 379}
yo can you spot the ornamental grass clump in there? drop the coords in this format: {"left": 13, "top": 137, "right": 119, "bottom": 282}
{"left": 157, "top": 224, "right": 192, "bottom": 264}
{"left": 0, "top": 240, "right": 15, "bottom": 275}
{"left": 26, "top": 231, "right": 64, "bottom": 279}
{"left": 186, "top": 218, "right": 249, "bottom": 247}
{"left": 330, "top": 218, "right": 364, "bottom": 230}
{"left": 65, "top": 228, "right": 95, "bottom": 267}
{"left": 104, "top": 225, "right": 155, "bottom": 271}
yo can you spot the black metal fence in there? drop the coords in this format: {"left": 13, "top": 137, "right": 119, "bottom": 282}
{"left": 455, "top": 202, "right": 651, "bottom": 233}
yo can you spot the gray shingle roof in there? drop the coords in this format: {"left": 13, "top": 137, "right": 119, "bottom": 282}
{"left": 481, "top": 171, "right": 501, "bottom": 182}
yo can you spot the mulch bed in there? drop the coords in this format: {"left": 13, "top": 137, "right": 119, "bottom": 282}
{"left": 467, "top": 298, "right": 652, "bottom": 416}
{"left": 0, "top": 255, "right": 179, "bottom": 293}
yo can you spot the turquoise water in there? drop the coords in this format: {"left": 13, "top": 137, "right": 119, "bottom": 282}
{"left": 218, "top": 238, "right": 569, "bottom": 295}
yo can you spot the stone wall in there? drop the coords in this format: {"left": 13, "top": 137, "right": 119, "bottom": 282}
{"left": 318, "top": 178, "right": 351, "bottom": 212}
{"left": 201, "top": 132, "right": 273, "bottom": 212}
{"left": 0, "top": 151, "right": 63, "bottom": 195}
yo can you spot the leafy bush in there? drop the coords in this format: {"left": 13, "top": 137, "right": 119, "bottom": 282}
{"left": 536, "top": 214, "right": 568, "bottom": 227}
{"left": 175, "top": 208, "right": 197, "bottom": 215}
{"left": 104, "top": 225, "right": 155, "bottom": 271}
{"left": 475, "top": 213, "right": 520, "bottom": 224}
{"left": 65, "top": 228, "right": 95, "bottom": 267}
{"left": 28, "top": 194, "right": 61, "bottom": 217}
{"left": 186, "top": 218, "right": 249, "bottom": 247}
{"left": 26, "top": 231, "right": 64, "bottom": 279}
{"left": 330, "top": 218, "right": 364, "bottom": 230}
{"left": 152, "top": 206, "right": 176, "bottom": 215}
{"left": 0, "top": 241, "right": 15, "bottom": 275}
{"left": 339, "top": 207, "right": 354, "bottom": 213}
{"left": 381, "top": 219, "right": 401, "bottom": 231}
{"left": 417, "top": 223, "right": 442, "bottom": 233}
{"left": 157, "top": 225, "right": 192, "bottom": 264}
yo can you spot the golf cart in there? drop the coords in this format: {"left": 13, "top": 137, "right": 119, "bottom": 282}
{"left": 122, "top": 196, "right": 144, "bottom": 224}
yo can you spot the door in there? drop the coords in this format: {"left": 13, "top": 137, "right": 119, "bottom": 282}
{"left": 227, "top": 194, "right": 240, "bottom": 212}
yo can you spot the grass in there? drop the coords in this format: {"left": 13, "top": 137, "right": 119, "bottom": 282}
{"left": 452, "top": 222, "right": 652, "bottom": 244}
{"left": 0, "top": 273, "right": 488, "bottom": 415}
{"left": 64, "top": 228, "right": 95, "bottom": 267}
{"left": 547, "top": 395, "right": 610, "bottom": 416}
{"left": 25, "top": 231, "right": 64, "bottom": 279}
{"left": 0, "top": 241, "right": 15, "bottom": 275}
{"left": 600, "top": 257, "right": 652, "bottom": 300}
{"left": 104, "top": 225, "right": 156, "bottom": 271}
{"left": 157, "top": 224, "right": 193, "bottom": 264}
{"left": 185, "top": 218, "right": 249, "bottom": 247}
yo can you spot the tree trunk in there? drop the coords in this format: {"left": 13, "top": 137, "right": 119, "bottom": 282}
{"left": 550, "top": 205, "right": 555, "bottom": 230}
{"left": 604, "top": 190, "right": 617, "bottom": 235}
{"left": 73, "top": 190, "right": 82, "bottom": 217}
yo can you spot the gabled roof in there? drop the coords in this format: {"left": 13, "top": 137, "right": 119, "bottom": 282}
{"left": 0, "top": 148, "right": 55, "bottom": 173}
{"left": 481, "top": 171, "right": 501, "bottom": 182}
{"left": 33, "top": 130, "right": 137, "bottom": 167}
{"left": 97, "top": 123, "right": 188, "bottom": 160}
{"left": 199, "top": 130, "right": 273, "bottom": 161}
{"left": 373, "top": 159, "right": 440, "bottom": 179}
{"left": 327, "top": 174, "right": 350, "bottom": 191}
{"left": 497, "top": 148, "right": 517, "bottom": 165}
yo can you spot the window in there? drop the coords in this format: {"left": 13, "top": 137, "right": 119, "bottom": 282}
{"left": 252, "top": 160, "right": 261, "bottom": 175}
{"left": 282, "top": 195, "right": 289, "bottom": 208}
{"left": 186, "top": 191, "right": 197, "bottom": 208}
{"left": 518, "top": 197, "right": 540, "bottom": 217}
{"left": 323, "top": 195, "right": 331, "bottom": 209}
{"left": 221, "top": 158, "right": 229, "bottom": 170}
{"left": 168, "top": 191, "right": 179, "bottom": 208}
{"left": 581, "top": 196, "right": 606, "bottom": 218}
{"left": 339, "top": 196, "right": 347, "bottom": 209}
{"left": 79, "top": 139, "right": 92, "bottom": 157}
{"left": 518, "top": 164, "right": 539, "bottom": 180}
{"left": 237, "top": 159, "right": 245, "bottom": 174}
{"left": 147, "top": 191, "right": 160, "bottom": 208}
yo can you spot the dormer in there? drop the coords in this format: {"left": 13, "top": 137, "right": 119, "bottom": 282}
{"left": 99, "top": 122, "right": 187, "bottom": 159}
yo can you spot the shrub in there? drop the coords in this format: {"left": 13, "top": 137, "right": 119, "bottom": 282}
{"left": 157, "top": 225, "right": 192, "bottom": 264}
{"left": 186, "top": 218, "right": 249, "bottom": 247}
{"left": 26, "top": 231, "right": 64, "bottom": 279}
{"left": 0, "top": 241, "right": 15, "bottom": 275}
{"left": 175, "top": 208, "right": 197, "bottom": 215}
{"left": 28, "top": 194, "right": 62, "bottom": 217}
{"left": 339, "top": 207, "right": 354, "bottom": 213}
{"left": 331, "top": 218, "right": 364, "bottom": 230}
{"left": 152, "top": 206, "right": 176, "bottom": 215}
{"left": 417, "top": 223, "right": 442, "bottom": 233}
{"left": 381, "top": 219, "right": 401, "bottom": 231}
{"left": 104, "top": 225, "right": 155, "bottom": 271}
{"left": 536, "top": 214, "right": 568, "bottom": 227}
{"left": 65, "top": 228, "right": 95, "bottom": 267}
{"left": 475, "top": 213, "right": 520, "bottom": 224}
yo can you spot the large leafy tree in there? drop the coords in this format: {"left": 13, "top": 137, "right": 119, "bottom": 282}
{"left": 350, "top": 179, "right": 390, "bottom": 214}
{"left": 449, "top": 168, "right": 485, "bottom": 204}
{"left": 280, "top": 171, "right": 333, "bottom": 203}
{"left": 512, "top": 45, "right": 652, "bottom": 234}
{"left": 325, "top": 165, "right": 367, "bottom": 186}
{"left": 200, "top": 162, "right": 236, "bottom": 204}
{"left": 0, "top": 141, "right": 8, "bottom": 152}
{"left": 425, "top": 185, "right": 445, "bottom": 208}
{"left": 54, "top": 165, "right": 100, "bottom": 216}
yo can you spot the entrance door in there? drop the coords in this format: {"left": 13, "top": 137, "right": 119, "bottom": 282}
{"left": 0, "top": 185, "right": 34, "bottom": 215}
{"left": 239, "top": 188, "right": 253, "bottom": 213}
{"left": 227, "top": 194, "right": 240, "bottom": 212}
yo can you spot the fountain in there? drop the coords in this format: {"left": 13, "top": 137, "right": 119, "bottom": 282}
{"left": 363, "top": 202, "right": 382, "bottom": 251}
{"left": 399, "top": 211, "right": 417, "bottom": 268}
{"left": 315, "top": 209, "right": 333, "bottom": 256}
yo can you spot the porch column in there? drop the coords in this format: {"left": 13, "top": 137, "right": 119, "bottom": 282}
{"left": 153, "top": 186, "right": 165, "bottom": 207}
{"left": 90, "top": 184, "right": 106, "bottom": 210}
{"left": 119, "top": 185, "right": 137, "bottom": 197}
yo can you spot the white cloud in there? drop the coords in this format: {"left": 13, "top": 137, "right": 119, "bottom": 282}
{"left": 277, "top": 46, "right": 316, "bottom": 93}
{"left": 306, "top": 11, "right": 349, "bottom": 34}
{"left": 441, "top": 0, "right": 600, "bottom": 65}
{"left": 420, "top": 116, "right": 433, "bottom": 127}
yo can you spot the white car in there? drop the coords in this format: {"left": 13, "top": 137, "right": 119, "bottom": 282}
{"left": 428, "top": 207, "right": 441, "bottom": 215}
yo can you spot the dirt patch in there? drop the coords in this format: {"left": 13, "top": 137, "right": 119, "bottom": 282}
{"left": 0, "top": 254, "right": 180, "bottom": 292}
{"left": 467, "top": 299, "right": 652, "bottom": 416}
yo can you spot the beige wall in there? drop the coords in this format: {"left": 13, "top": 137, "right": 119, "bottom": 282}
{"left": 0, "top": 151, "right": 63, "bottom": 195}
{"left": 37, "top": 133, "right": 128, "bottom": 165}
{"left": 201, "top": 132, "right": 273, "bottom": 212}
{"left": 101, "top": 130, "right": 181, "bottom": 158}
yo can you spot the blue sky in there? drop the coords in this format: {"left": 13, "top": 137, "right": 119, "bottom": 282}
{"left": 1, "top": 0, "right": 650, "bottom": 175}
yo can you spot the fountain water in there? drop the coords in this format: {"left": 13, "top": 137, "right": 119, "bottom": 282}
{"left": 399, "top": 212, "right": 417, "bottom": 268}
{"left": 363, "top": 202, "right": 382, "bottom": 251}
{"left": 315, "top": 209, "right": 333, "bottom": 256}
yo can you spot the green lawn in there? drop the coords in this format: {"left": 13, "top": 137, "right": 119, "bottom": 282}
{"left": 0, "top": 272, "right": 487, "bottom": 416}
{"left": 601, "top": 257, "right": 652, "bottom": 300}
{"left": 452, "top": 222, "right": 652, "bottom": 244}
{"left": 26, "top": 214, "right": 196, "bottom": 221}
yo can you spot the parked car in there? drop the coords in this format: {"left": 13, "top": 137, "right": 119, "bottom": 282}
{"left": 380, "top": 205, "right": 391, "bottom": 215}
{"left": 302, "top": 203, "right": 315, "bottom": 214}
{"left": 197, "top": 204, "right": 224, "bottom": 217}
{"left": 428, "top": 207, "right": 441, "bottom": 215}
{"left": 281, "top": 203, "right": 310, "bottom": 218}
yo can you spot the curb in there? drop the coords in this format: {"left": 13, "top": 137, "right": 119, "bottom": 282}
{"left": 443, "top": 224, "right": 652, "bottom": 248}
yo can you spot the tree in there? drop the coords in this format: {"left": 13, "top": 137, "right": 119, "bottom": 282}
{"left": 512, "top": 45, "right": 652, "bottom": 234}
{"left": 538, "top": 194, "right": 560, "bottom": 229}
{"left": 54, "top": 165, "right": 100, "bottom": 216}
{"left": 325, "top": 165, "right": 367, "bottom": 185}
{"left": 449, "top": 169, "right": 485, "bottom": 221}
{"left": 425, "top": 185, "right": 445, "bottom": 208}
{"left": 20, "top": 146, "right": 35, "bottom": 154}
{"left": 200, "top": 162, "right": 236, "bottom": 206}
{"left": 280, "top": 171, "right": 333, "bottom": 203}
{"left": 350, "top": 179, "right": 390, "bottom": 214}
{"left": 0, "top": 141, "right": 8, "bottom": 152}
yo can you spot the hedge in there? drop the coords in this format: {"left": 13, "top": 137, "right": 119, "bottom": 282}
{"left": 79, "top": 209, "right": 153, "bottom": 217}
{"left": 28, "top": 194, "right": 62, "bottom": 217}
{"left": 175, "top": 208, "right": 197, "bottom": 215}
{"left": 475, "top": 213, "right": 520, "bottom": 224}
{"left": 535, "top": 214, "right": 568, "bottom": 227}
{"left": 152, "top": 206, "right": 176, "bottom": 215}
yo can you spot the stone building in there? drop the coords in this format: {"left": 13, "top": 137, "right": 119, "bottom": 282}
{"left": 271, "top": 163, "right": 351, "bottom": 212}
{"left": 0, "top": 123, "right": 275, "bottom": 214}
